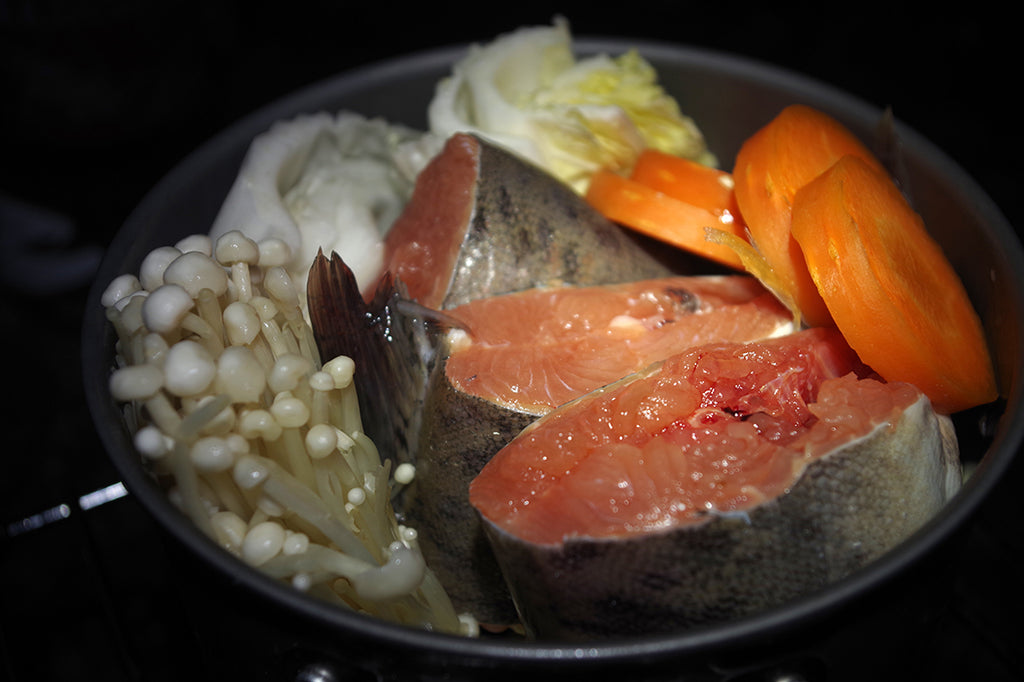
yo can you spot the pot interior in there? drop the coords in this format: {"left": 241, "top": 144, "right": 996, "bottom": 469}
{"left": 82, "top": 39, "right": 1024, "bottom": 673}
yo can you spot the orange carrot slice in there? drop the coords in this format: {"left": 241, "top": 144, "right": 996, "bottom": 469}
{"left": 790, "top": 154, "right": 997, "bottom": 414}
{"left": 630, "top": 148, "right": 742, "bottom": 218}
{"left": 585, "top": 169, "right": 747, "bottom": 270}
{"left": 733, "top": 104, "right": 889, "bottom": 328}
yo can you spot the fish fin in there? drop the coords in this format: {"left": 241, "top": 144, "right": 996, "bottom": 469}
{"left": 307, "top": 251, "right": 437, "bottom": 467}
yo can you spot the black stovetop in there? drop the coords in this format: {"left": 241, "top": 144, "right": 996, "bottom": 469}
{"left": 2, "top": 4, "right": 1022, "bottom": 681}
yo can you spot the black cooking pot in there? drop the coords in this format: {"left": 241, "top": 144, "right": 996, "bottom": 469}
{"left": 81, "top": 40, "right": 1023, "bottom": 681}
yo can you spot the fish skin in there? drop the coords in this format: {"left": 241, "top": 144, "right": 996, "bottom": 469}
{"left": 403, "top": 366, "right": 541, "bottom": 625}
{"left": 476, "top": 381, "right": 961, "bottom": 641}
{"left": 444, "top": 134, "right": 674, "bottom": 307}
{"left": 382, "top": 133, "right": 676, "bottom": 311}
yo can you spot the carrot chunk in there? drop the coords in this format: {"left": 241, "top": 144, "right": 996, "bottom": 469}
{"left": 630, "top": 148, "right": 741, "bottom": 217}
{"left": 733, "top": 104, "right": 889, "bottom": 328}
{"left": 585, "top": 168, "right": 747, "bottom": 269}
{"left": 790, "top": 154, "right": 997, "bottom": 414}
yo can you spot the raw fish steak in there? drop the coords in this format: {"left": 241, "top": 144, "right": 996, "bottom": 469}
{"left": 407, "top": 275, "right": 793, "bottom": 624}
{"left": 376, "top": 132, "right": 675, "bottom": 309}
{"left": 470, "top": 327, "right": 961, "bottom": 639}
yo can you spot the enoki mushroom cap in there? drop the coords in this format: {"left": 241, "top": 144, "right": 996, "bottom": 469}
{"left": 175, "top": 234, "right": 213, "bottom": 255}
{"left": 190, "top": 435, "right": 236, "bottom": 472}
{"left": 222, "top": 301, "right": 262, "bottom": 346}
{"left": 163, "top": 251, "right": 229, "bottom": 299}
{"left": 163, "top": 339, "right": 216, "bottom": 397}
{"left": 258, "top": 238, "right": 292, "bottom": 267}
{"left": 215, "top": 230, "right": 261, "bottom": 266}
{"left": 139, "top": 245, "right": 182, "bottom": 291}
{"left": 214, "top": 346, "right": 267, "bottom": 404}
{"left": 109, "top": 364, "right": 164, "bottom": 401}
{"left": 142, "top": 284, "right": 195, "bottom": 335}
{"left": 101, "top": 273, "right": 142, "bottom": 308}
{"left": 268, "top": 353, "right": 313, "bottom": 394}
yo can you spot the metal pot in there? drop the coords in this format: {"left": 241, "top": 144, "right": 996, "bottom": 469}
{"left": 81, "top": 40, "right": 1023, "bottom": 681}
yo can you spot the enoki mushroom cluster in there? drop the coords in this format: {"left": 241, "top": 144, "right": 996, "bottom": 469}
{"left": 102, "top": 230, "right": 475, "bottom": 636}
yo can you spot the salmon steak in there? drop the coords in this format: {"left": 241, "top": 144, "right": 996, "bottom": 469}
{"left": 443, "top": 275, "right": 791, "bottom": 414}
{"left": 376, "top": 132, "right": 674, "bottom": 310}
{"left": 469, "top": 327, "right": 961, "bottom": 639}
{"left": 405, "top": 275, "right": 794, "bottom": 624}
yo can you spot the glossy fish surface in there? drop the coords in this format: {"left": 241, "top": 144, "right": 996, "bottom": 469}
{"left": 470, "top": 327, "right": 961, "bottom": 639}
{"left": 443, "top": 275, "right": 791, "bottom": 414}
{"left": 405, "top": 275, "right": 794, "bottom": 624}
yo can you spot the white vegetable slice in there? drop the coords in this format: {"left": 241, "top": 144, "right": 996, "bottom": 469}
{"left": 427, "top": 17, "right": 714, "bottom": 193}
{"left": 209, "top": 112, "right": 431, "bottom": 302}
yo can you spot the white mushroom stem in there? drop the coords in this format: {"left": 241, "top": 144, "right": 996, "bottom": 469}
{"left": 194, "top": 288, "right": 227, "bottom": 349}
{"left": 322, "top": 356, "right": 362, "bottom": 434}
{"left": 177, "top": 393, "right": 232, "bottom": 442}
{"left": 256, "top": 456, "right": 376, "bottom": 563}
{"left": 260, "top": 542, "right": 377, "bottom": 584}
{"left": 182, "top": 315, "right": 224, "bottom": 356}
{"left": 203, "top": 470, "right": 251, "bottom": 518}
{"left": 264, "top": 266, "right": 319, "bottom": 362}
{"left": 268, "top": 425, "right": 317, "bottom": 490}
{"left": 182, "top": 394, "right": 236, "bottom": 436}
{"left": 350, "top": 542, "right": 426, "bottom": 601}
{"left": 259, "top": 541, "right": 426, "bottom": 604}
{"left": 249, "top": 297, "right": 294, "bottom": 358}
{"left": 315, "top": 449, "right": 360, "bottom": 497}
{"left": 308, "top": 371, "right": 334, "bottom": 426}
{"left": 351, "top": 432, "right": 383, "bottom": 479}
{"left": 143, "top": 393, "right": 184, "bottom": 436}
{"left": 215, "top": 230, "right": 261, "bottom": 303}
{"left": 311, "top": 462, "right": 353, "bottom": 522}
{"left": 168, "top": 439, "right": 215, "bottom": 537}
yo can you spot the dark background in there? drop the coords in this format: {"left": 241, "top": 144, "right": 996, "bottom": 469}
{"left": 1, "top": 2, "right": 1021, "bottom": 680}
